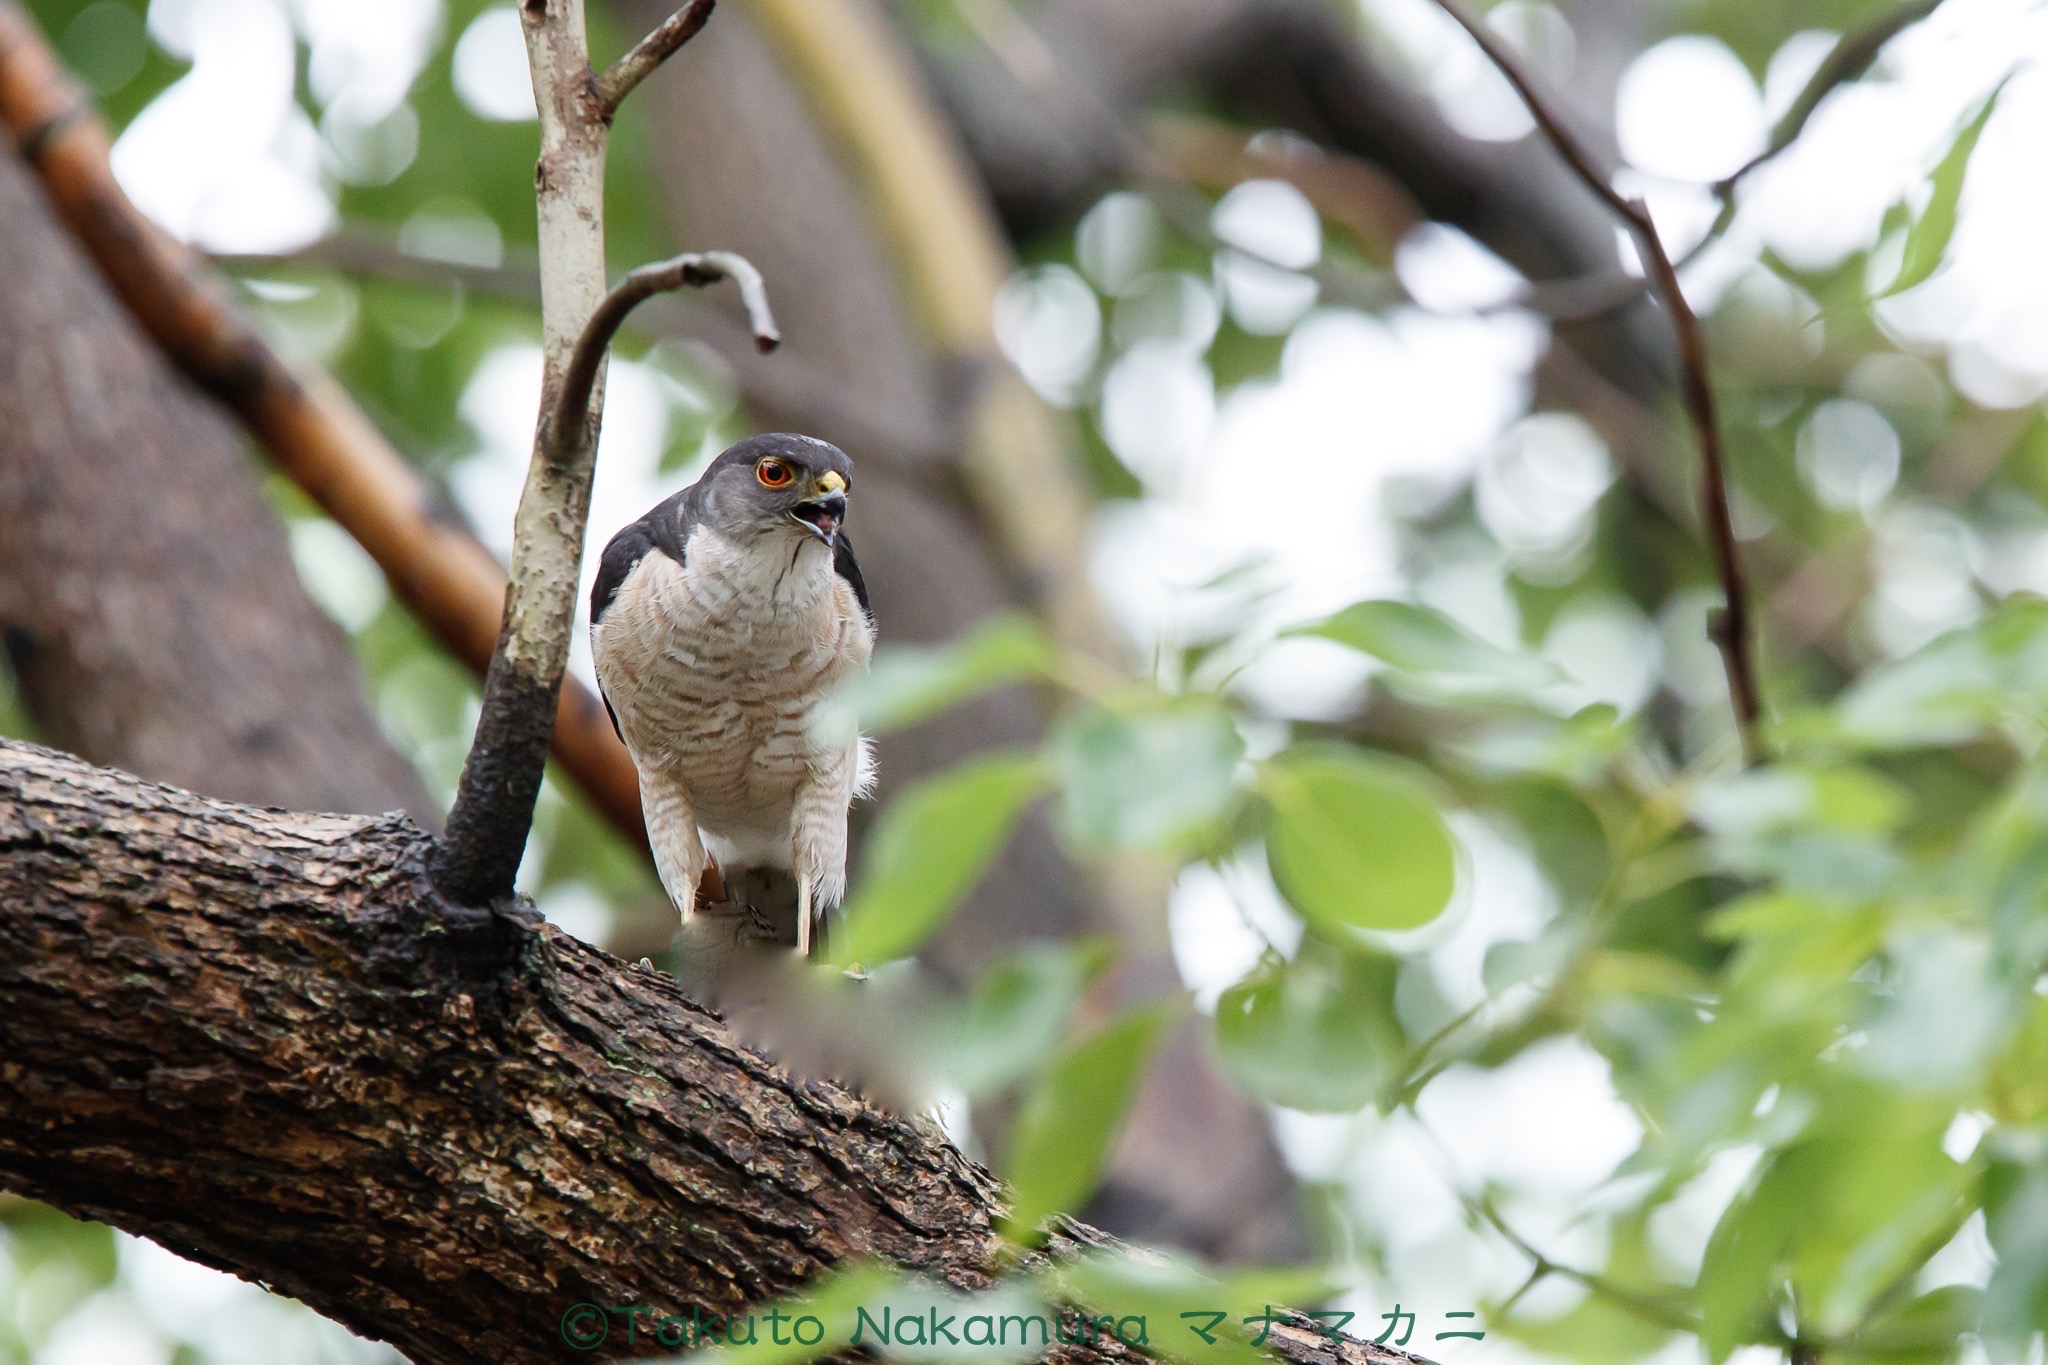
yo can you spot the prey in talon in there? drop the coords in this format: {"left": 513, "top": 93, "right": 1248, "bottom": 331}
{"left": 589, "top": 434, "right": 875, "bottom": 961}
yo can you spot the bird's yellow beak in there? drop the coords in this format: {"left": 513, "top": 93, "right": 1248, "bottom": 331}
{"left": 791, "top": 470, "right": 848, "bottom": 542}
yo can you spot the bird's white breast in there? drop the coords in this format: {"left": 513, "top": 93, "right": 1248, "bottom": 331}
{"left": 591, "top": 526, "right": 872, "bottom": 866}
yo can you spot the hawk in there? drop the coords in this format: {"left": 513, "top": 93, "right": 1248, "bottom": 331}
{"left": 589, "top": 433, "right": 875, "bottom": 959}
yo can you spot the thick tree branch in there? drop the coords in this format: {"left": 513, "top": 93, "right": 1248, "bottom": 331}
{"left": 593, "top": 0, "right": 717, "bottom": 120}
{"left": 0, "top": 738, "right": 1419, "bottom": 1365}
{"left": 0, "top": 0, "right": 649, "bottom": 848}
{"left": 1429, "top": 0, "right": 1763, "bottom": 758}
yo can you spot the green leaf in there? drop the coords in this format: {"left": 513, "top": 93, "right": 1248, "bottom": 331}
{"left": 1054, "top": 701, "right": 1245, "bottom": 853}
{"left": 1886, "top": 82, "right": 2005, "bottom": 296}
{"left": 1001, "top": 1004, "right": 1175, "bottom": 1244}
{"left": 1213, "top": 938, "right": 1403, "bottom": 1112}
{"left": 1802, "top": 597, "right": 2048, "bottom": 749}
{"left": 1294, "top": 599, "right": 1557, "bottom": 698}
{"left": 928, "top": 940, "right": 1117, "bottom": 1099}
{"left": 1259, "top": 746, "right": 1458, "bottom": 934}
{"left": 1983, "top": 1154, "right": 2048, "bottom": 1344}
{"left": 1493, "top": 776, "right": 1611, "bottom": 907}
{"left": 1853, "top": 1284, "right": 1983, "bottom": 1360}
{"left": 831, "top": 752, "right": 1045, "bottom": 965}
{"left": 1697, "top": 1151, "right": 1798, "bottom": 1364}
{"left": 819, "top": 613, "right": 1058, "bottom": 740}
{"left": 1698, "top": 1091, "right": 1967, "bottom": 1359}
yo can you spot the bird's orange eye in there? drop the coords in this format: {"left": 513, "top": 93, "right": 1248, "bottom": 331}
{"left": 756, "top": 458, "right": 794, "bottom": 488}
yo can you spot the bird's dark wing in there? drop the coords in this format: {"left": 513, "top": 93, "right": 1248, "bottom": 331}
{"left": 590, "top": 489, "right": 699, "bottom": 741}
{"left": 590, "top": 487, "right": 697, "bottom": 626}
{"left": 834, "top": 532, "right": 872, "bottom": 623}
{"left": 590, "top": 520, "right": 657, "bottom": 629}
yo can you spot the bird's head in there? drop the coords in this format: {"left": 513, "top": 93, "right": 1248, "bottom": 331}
{"left": 697, "top": 433, "right": 854, "bottom": 549}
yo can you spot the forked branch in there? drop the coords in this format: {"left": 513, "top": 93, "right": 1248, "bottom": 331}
{"left": 592, "top": 0, "right": 717, "bottom": 121}
{"left": 1429, "top": 0, "right": 1763, "bottom": 758}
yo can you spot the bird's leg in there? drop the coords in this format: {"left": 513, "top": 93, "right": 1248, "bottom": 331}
{"left": 795, "top": 878, "right": 813, "bottom": 959}
{"left": 639, "top": 767, "right": 707, "bottom": 923}
{"left": 789, "top": 754, "right": 855, "bottom": 961}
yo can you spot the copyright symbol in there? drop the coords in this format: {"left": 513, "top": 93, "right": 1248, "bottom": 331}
{"left": 561, "top": 1302, "right": 609, "bottom": 1351}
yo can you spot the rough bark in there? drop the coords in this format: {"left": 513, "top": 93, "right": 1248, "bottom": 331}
{"left": 0, "top": 737, "right": 1409, "bottom": 1365}
{"left": 0, "top": 135, "right": 429, "bottom": 821}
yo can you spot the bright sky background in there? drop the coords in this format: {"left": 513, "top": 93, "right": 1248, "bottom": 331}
{"left": 30, "top": 0, "right": 2047, "bottom": 1359}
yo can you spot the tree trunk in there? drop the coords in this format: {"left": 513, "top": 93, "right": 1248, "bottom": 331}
{"left": 0, "top": 137, "right": 431, "bottom": 821}
{"left": 0, "top": 737, "right": 1400, "bottom": 1365}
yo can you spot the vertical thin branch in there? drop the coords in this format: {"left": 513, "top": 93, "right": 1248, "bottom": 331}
{"left": 434, "top": 0, "right": 717, "bottom": 904}
{"left": 1428, "top": 0, "right": 1763, "bottom": 760}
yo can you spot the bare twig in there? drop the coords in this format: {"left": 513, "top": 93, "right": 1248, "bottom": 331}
{"left": 1725, "top": 0, "right": 1942, "bottom": 198}
{"left": 0, "top": 0, "right": 650, "bottom": 847}
{"left": 592, "top": 0, "right": 715, "bottom": 121}
{"left": 1674, "top": 0, "right": 1944, "bottom": 269}
{"left": 1449, "top": 0, "right": 1949, "bottom": 314}
{"left": 1428, "top": 0, "right": 1763, "bottom": 758}
{"left": 549, "top": 250, "right": 777, "bottom": 462}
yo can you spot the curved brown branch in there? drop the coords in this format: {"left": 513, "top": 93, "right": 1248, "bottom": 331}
{"left": 0, "top": 738, "right": 1423, "bottom": 1365}
{"left": 550, "top": 250, "right": 779, "bottom": 466}
{"left": 1428, "top": 0, "right": 1762, "bottom": 758}
{"left": 0, "top": 0, "right": 650, "bottom": 847}
{"left": 594, "top": 0, "right": 717, "bottom": 119}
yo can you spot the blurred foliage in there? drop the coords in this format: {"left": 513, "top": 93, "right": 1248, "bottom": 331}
{"left": 7, "top": 0, "right": 2048, "bottom": 1363}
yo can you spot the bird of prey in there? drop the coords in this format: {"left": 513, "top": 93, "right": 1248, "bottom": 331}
{"left": 589, "top": 433, "right": 874, "bottom": 958}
